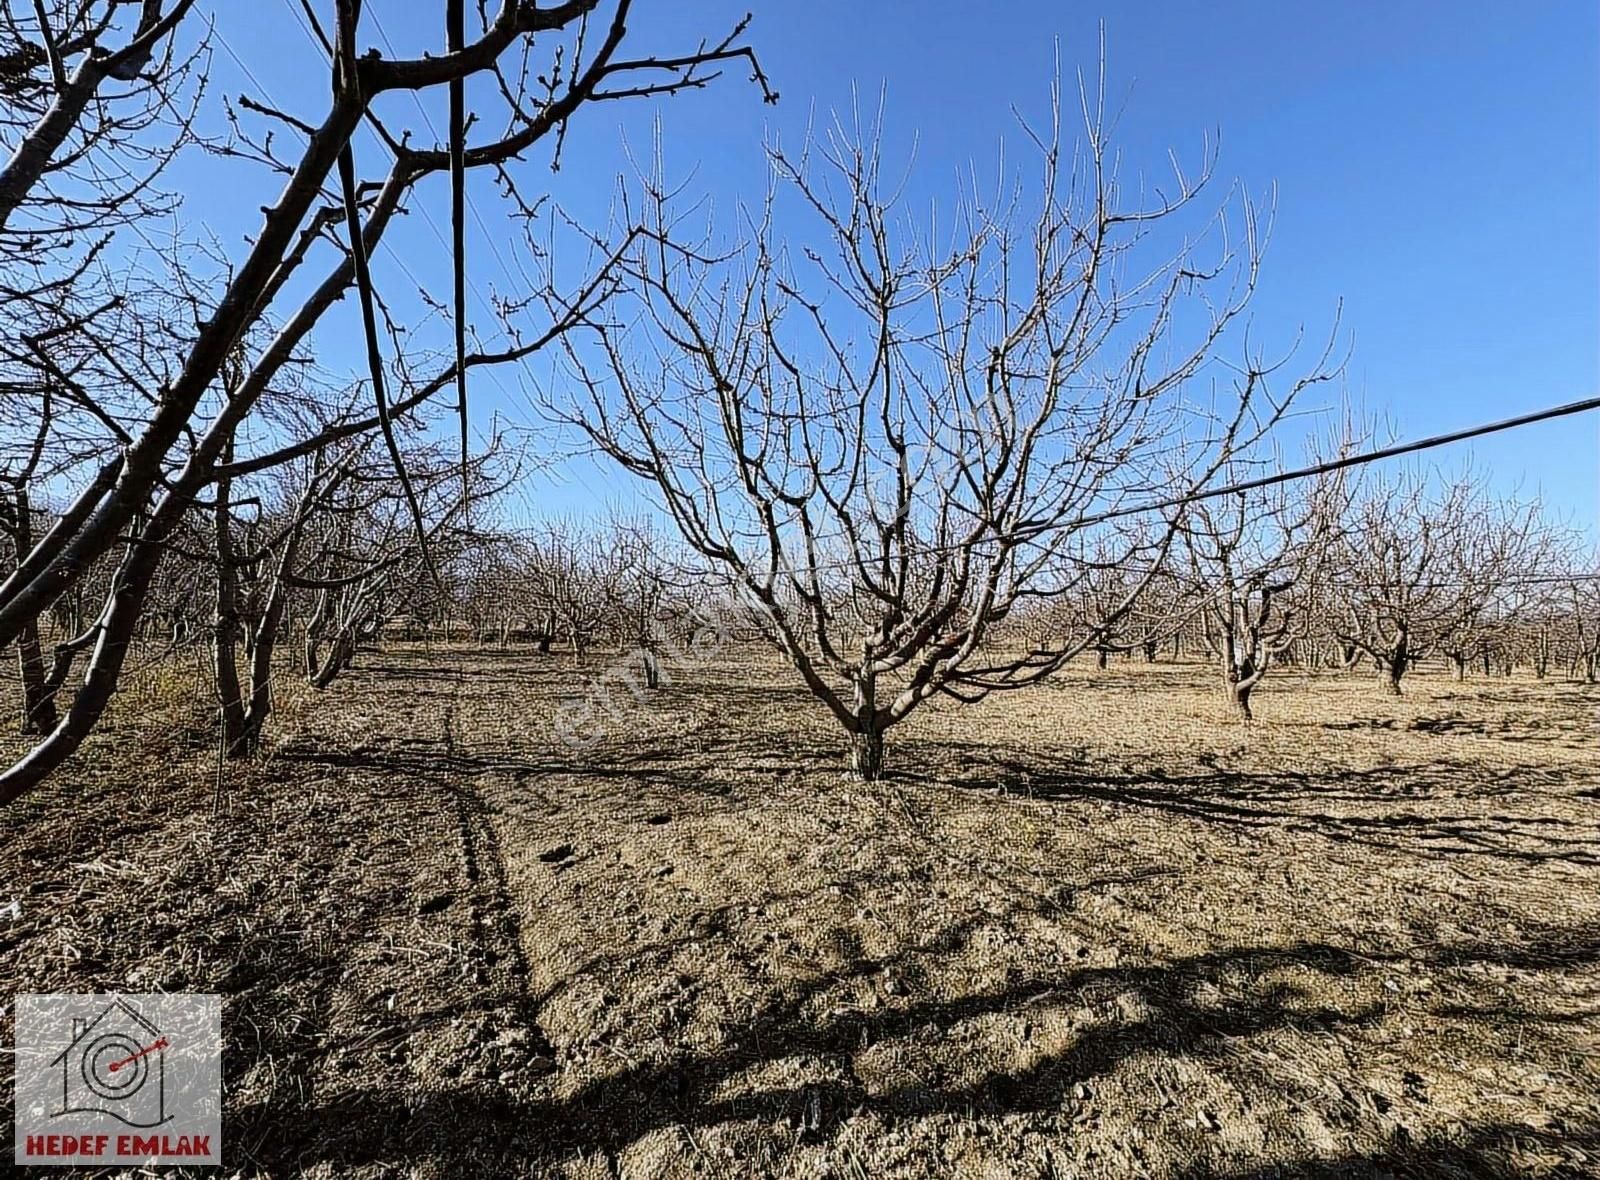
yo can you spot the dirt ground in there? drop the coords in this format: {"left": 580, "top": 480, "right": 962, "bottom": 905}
{"left": 1, "top": 644, "right": 1598, "bottom": 1178}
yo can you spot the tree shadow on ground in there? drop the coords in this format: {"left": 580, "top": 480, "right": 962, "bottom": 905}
{"left": 274, "top": 719, "right": 849, "bottom": 812}
{"left": 235, "top": 651, "right": 1600, "bottom": 1173}
{"left": 933, "top": 753, "right": 1600, "bottom": 869}
{"left": 239, "top": 876, "right": 1600, "bottom": 1174}
{"left": 1164, "top": 1119, "right": 1598, "bottom": 1179}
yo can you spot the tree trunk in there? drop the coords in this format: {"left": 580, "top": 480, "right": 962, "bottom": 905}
{"left": 304, "top": 589, "right": 335, "bottom": 685}
{"left": 11, "top": 493, "right": 58, "bottom": 734}
{"left": 850, "top": 727, "right": 884, "bottom": 780}
{"left": 310, "top": 629, "right": 353, "bottom": 689}
{"left": 1096, "top": 648, "right": 1108, "bottom": 670}
{"left": 1383, "top": 632, "right": 1409, "bottom": 695}
{"left": 310, "top": 657, "right": 340, "bottom": 690}
{"left": 235, "top": 615, "right": 275, "bottom": 758}
{"left": 17, "top": 617, "right": 56, "bottom": 734}
{"left": 1451, "top": 654, "right": 1466, "bottom": 681}
{"left": 232, "top": 515, "right": 306, "bottom": 758}
{"left": 212, "top": 442, "right": 251, "bottom": 758}
{"left": 1223, "top": 636, "right": 1256, "bottom": 721}
{"left": 848, "top": 668, "right": 885, "bottom": 780}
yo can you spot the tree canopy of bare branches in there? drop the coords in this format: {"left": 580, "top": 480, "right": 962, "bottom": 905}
{"left": 559, "top": 78, "right": 1341, "bottom": 778}
{"left": 1331, "top": 468, "right": 1547, "bottom": 694}
{"left": 0, "top": 0, "right": 772, "bottom": 803}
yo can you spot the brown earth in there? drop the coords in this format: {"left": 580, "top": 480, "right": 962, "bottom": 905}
{"left": 1, "top": 645, "right": 1598, "bottom": 1178}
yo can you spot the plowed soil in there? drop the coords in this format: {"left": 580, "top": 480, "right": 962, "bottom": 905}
{"left": 2, "top": 645, "right": 1597, "bottom": 1177}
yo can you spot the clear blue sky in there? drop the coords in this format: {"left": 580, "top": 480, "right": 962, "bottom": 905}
{"left": 182, "top": 1, "right": 1599, "bottom": 530}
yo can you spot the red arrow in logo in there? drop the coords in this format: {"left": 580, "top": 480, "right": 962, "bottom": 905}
{"left": 108, "top": 1037, "right": 168, "bottom": 1072}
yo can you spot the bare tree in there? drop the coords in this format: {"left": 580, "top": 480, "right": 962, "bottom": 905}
{"left": 1475, "top": 518, "right": 1569, "bottom": 680}
{"left": 596, "top": 516, "right": 674, "bottom": 687}
{"left": 210, "top": 442, "right": 363, "bottom": 756}
{"left": 1331, "top": 469, "right": 1539, "bottom": 694}
{"left": 294, "top": 445, "right": 496, "bottom": 691}
{"left": 1, "top": 1, "right": 205, "bottom": 736}
{"left": 1561, "top": 559, "right": 1600, "bottom": 683}
{"left": 1181, "top": 461, "right": 1346, "bottom": 719}
{"left": 0, "top": 0, "right": 203, "bottom": 248}
{"left": 524, "top": 522, "right": 611, "bottom": 663}
{"left": 1039, "top": 530, "right": 1194, "bottom": 670}
{"left": 0, "top": 428, "right": 56, "bottom": 732}
{"left": 0, "top": 1, "right": 773, "bottom": 803}
{"left": 559, "top": 82, "right": 1338, "bottom": 778}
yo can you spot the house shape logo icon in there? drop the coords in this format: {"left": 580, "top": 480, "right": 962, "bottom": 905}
{"left": 48, "top": 997, "right": 171, "bottom": 1129}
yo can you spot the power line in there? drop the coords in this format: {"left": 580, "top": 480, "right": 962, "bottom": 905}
{"left": 705, "top": 395, "right": 1600, "bottom": 580}
{"left": 213, "top": 8, "right": 442, "bottom": 305}
{"left": 1046, "top": 394, "right": 1600, "bottom": 536}
{"left": 210, "top": 16, "right": 278, "bottom": 111}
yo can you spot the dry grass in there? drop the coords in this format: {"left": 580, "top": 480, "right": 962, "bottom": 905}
{"left": 1, "top": 644, "right": 1597, "bottom": 1177}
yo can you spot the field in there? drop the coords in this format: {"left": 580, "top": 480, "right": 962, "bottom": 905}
{"left": 2, "top": 645, "right": 1598, "bottom": 1178}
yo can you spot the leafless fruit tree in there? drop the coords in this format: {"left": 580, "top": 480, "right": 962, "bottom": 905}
{"left": 559, "top": 80, "right": 1338, "bottom": 778}
{"left": 522, "top": 522, "right": 613, "bottom": 663}
{"left": 292, "top": 442, "right": 503, "bottom": 692}
{"left": 1560, "top": 555, "right": 1600, "bottom": 683}
{"left": 594, "top": 517, "right": 674, "bottom": 686}
{"left": 0, "top": 0, "right": 772, "bottom": 803}
{"left": 2, "top": 1, "right": 205, "bottom": 736}
{"left": 1331, "top": 469, "right": 1542, "bottom": 694}
{"left": 1180, "top": 461, "right": 1347, "bottom": 719}
{"left": 1034, "top": 529, "right": 1195, "bottom": 670}
{"left": 1437, "top": 521, "right": 1561, "bottom": 682}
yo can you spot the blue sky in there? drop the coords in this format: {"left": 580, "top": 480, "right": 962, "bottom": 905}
{"left": 181, "top": 1, "right": 1598, "bottom": 530}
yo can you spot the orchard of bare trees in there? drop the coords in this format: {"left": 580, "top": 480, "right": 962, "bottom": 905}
{"left": 0, "top": 2, "right": 1594, "bottom": 793}
{"left": 0, "top": 0, "right": 780, "bottom": 801}
{"left": 2, "top": 5, "right": 1596, "bottom": 1176}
